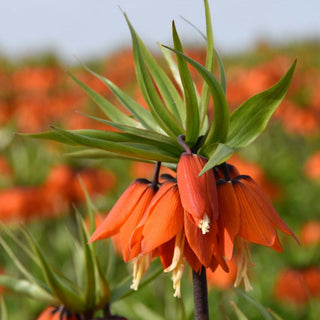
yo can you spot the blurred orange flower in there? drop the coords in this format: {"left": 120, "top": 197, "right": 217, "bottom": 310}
{"left": 275, "top": 267, "right": 320, "bottom": 304}
{"left": 305, "top": 152, "right": 320, "bottom": 180}
{"left": 300, "top": 220, "right": 320, "bottom": 246}
{"left": 37, "top": 306, "right": 78, "bottom": 320}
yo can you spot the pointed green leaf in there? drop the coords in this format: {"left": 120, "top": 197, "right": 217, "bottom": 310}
{"left": 93, "top": 255, "right": 111, "bottom": 309}
{"left": 66, "top": 148, "right": 153, "bottom": 162}
{"left": 79, "top": 67, "right": 162, "bottom": 132}
{"left": 199, "top": 0, "right": 214, "bottom": 125}
{"left": 79, "top": 113, "right": 181, "bottom": 150}
{"left": 50, "top": 126, "right": 179, "bottom": 163}
{"left": 0, "top": 275, "right": 58, "bottom": 304}
{"left": 267, "top": 308, "right": 284, "bottom": 320}
{"left": 235, "top": 289, "right": 273, "bottom": 320}
{"left": 76, "top": 212, "right": 96, "bottom": 309}
{"left": 160, "top": 45, "right": 183, "bottom": 92}
{"left": 163, "top": 46, "right": 229, "bottom": 153}
{"left": 230, "top": 301, "right": 248, "bottom": 320}
{"left": 172, "top": 21, "right": 200, "bottom": 145}
{"left": 1, "top": 299, "right": 8, "bottom": 320}
{"left": 215, "top": 49, "right": 227, "bottom": 94}
{"left": 111, "top": 264, "right": 162, "bottom": 302}
{"left": 22, "top": 228, "right": 85, "bottom": 312}
{"left": 227, "top": 60, "right": 296, "bottom": 149}
{"left": 85, "top": 53, "right": 185, "bottom": 129}
{"left": 199, "top": 143, "right": 234, "bottom": 175}
{"left": 0, "top": 235, "right": 39, "bottom": 285}
{"left": 0, "top": 223, "right": 40, "bottom": 267}
{"left": 68, "top": 72, "right": 139, "bottom": 127}
{"left": 125, "top": 14, "right": 184, "bottom": 138}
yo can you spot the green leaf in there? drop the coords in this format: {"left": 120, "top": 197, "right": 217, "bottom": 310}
{"left": 199, "top": 0, "right": 214, "bottom": 125}
{"left": 0, "top": 299, "right": 8, "bottom": 320}
{"left": 215, "top": 49, "right": 227, "bottom": 94}
{"left": 68, "top": 72, "right": 139, "bottom": 128}
{"left": 86, "top": 50, "right": 185, "bottom": 128}
{"left": 50, "top": 126, "right": 179, "bottom": 163}
{"left": 163, "top": 46, "right": 229, "bottom": 153}
{"left": 79, "top": 67, "right": 162, "bottom": 132}
{"left": 227, "top": 60, "right": 296, "bottom": 149}
{"left": 199, "top": 143, "right": 234, "bottom": 175}
{"left": 79, "top": 113, "right": 181, "bottom": 150}
{"left": 22, "top": 227, "right": 86, "bottom": 312}
{"left": 66, "top": 148, "right": 153, "bottom": 162}
{"left": 235, "top": 289, "right": 273, "bottom": 320}
{"left": 172, "top": 21, "right": 200, "bottom": 145}
{"left": 0, "top": 275, "right": 58, "bottom": 304}
{"left": 160, "top": 45, "right": 183, "bottom": 92}
{"left": 76, "top": 213, "right": 96, "bottom": 309}
{"left": 230, "top": 301, "right": 248, "bottom": 320}
{"left": 0, "top": 235, "right": 39, "bottom": 285}
{"left": 125, "top": 14, "right": 184, "bottom": 138}
{"left": 110, "top": 264, "right": 162, "bottom": 302}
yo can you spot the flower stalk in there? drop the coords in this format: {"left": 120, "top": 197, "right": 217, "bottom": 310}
{"left": 193, "top": 267, "right": 209, "bottom": 320}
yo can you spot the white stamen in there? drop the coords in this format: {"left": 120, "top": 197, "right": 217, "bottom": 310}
{"left": 198, "top": 213, "right": 210, "bottom": 234}
{"left": 234, "top": 238, "right": 253, "bottom": 292}
{"left": 130, "top": 254, "right": 151, "bottom": 291}
{"left": 164, "top": 231, "right": 186, "bottom": 298}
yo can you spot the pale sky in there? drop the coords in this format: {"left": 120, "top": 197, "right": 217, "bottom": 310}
{"left": 1, "top": 0, "right": 319, "bottom": 62}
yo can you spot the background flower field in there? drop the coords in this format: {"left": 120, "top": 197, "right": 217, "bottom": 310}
{"left": 0, "top": 40, "right": 319, "bottom": 319}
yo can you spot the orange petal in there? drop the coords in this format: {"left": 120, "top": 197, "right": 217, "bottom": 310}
{"left": 157, "top": 238, "right": 175, "bottom": 269}
{"left": 184, "top": 211, "right": 217, "bottom": 267}
{"left": 118, "top": 187, "right": 157, "bottom": 262}
{"left": 233, "top": 179, "right": 277, "bottom": 247}
{"left": 217, "top": 181, "right": 240, "bottom": 260}
{"left": 177, "top": 153, "right": 208, "bottom": 218}
{"left": 184, "top": 240, "right": 202, "bottom": 273}
{"left": 88, "top": 179, "right": 151, "bottom": 243}
{"left": 141, "top": 182, "right": 184, "bottom": 253}
{"left": 241, "top": 176, "right": 299, "bottom": 243}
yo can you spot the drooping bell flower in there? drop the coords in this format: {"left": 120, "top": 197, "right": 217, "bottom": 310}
{"left": 89, "top": 178, "right": 157, "bottom": 244}
{"left": 88, "top": 164, "right": 160, "bottom": 291}
{"left": 177, "top": 152, "right": 219, "bottom": 234}
{"left": 137, "top": 173, "right": 227, "bottom": 297}
{"left": 215, "top": 162, "right": 298, "bottom": 290}
{"left": 88, "top": 178, "right": 158, "bottom": 282}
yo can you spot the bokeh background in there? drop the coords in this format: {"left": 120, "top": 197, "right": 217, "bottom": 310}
{"left": 0, "top": 0, "right": 319, "bottom": 319}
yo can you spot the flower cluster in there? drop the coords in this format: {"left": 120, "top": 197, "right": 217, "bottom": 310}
{"left": 89, "top": 137, "right": 297, "bottom": 296}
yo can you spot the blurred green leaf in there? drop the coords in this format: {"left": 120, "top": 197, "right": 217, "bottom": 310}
{"left": 76, "top": 213, "right": 96, "bottom": 309}
{"left": 235, "top": 289, "right": 273, "bottom": 320}
{"left": 230, "top": 301, "right": 248, "bottom": 320}
{"left": 227, "top": 60, "right": 296, "bottom": 149}
{"left": 0, "top": 275, "right": 58, "bottom": 305}
{"left": 0, "top": 299, "right": 8, "bottom": 320}
{"left": 22, "top": 227, "right": 85, "bottom": 312}
{"left": 111, "top": 264, "right": 162, "bottom": 302}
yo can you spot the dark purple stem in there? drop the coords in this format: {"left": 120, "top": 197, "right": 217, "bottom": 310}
{"left": 192, "top": 266, "right": 209, "bottom": 320}
{"left": 151, "top": 161, "right": 161, "bottom": 187}
{"left": 177, "top": 135, "right": 192, "bottom": 154}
